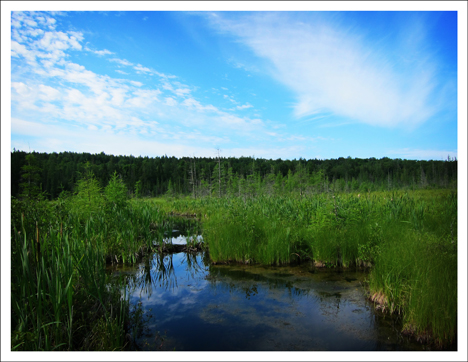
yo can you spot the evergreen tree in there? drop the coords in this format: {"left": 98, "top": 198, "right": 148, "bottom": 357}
{"left": 71, "top": 162, "right": 104, "bottom": 220}
{"left": 134, "top": 180, "right": 142, "bottom": 198}
{"left": 19, "top": 153, "right": 44, "bottom": 200}
{"left": 274, "top": 172, "right": 284, "bottom": 195}
{"left": 166, "top": 179, "right": 174, "bottom": 197}
{"left": 104, "top": 171, "right": 128, "bottom": 209}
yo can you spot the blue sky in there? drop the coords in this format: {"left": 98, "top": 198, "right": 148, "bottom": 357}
{"left": 4, "top": 5, "right": 464, "bottom": 161}
{"left": 2, "top": 4, "right": 468, "bottom": 361}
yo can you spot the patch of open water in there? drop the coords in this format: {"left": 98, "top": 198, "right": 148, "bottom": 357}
{"left": 110, "top": 247, "right": 428, "bottom": 351}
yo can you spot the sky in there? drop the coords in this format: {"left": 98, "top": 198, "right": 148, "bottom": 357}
{"left": 3, "top": 3, "right": 465, "bottom": 162}
{"left": 1, "top": 4, "right": 468, "bottom": 361}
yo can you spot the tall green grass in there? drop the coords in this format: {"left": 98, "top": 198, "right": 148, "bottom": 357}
{"left": 11, "top": 187, "right": 457, "bottom": 349}
{"left": 11, "top": 214, "right": 128, "bottom": 350}
{"left": 164, "top": 189, "right": 457, "bottom": 346}
{"left": 368, "top": 191, "right": 457, "bottom": 346}
{"left": 10, "top": 193, "right": 166, "bottom": 350}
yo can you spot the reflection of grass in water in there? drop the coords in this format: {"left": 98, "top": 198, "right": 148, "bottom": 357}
{"left": 127, "top": 250, "right": 425, "bottom": 350}
{"left": 167, "top": 190, "right": 457, "bottom": 347}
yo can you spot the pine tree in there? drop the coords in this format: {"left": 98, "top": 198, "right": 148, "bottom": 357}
{"left": 19, "top": 153, "right": 44, "bottom": 200}
{"left": 104, "top": 171, "right": 128, "bottom": 209}
{"left": 71, "top": 162, "right": 104, "bottom": 220}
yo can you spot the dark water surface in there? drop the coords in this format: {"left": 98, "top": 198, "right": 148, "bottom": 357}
{"left": 110, "top": 249, "right": 427, "bottom": 351}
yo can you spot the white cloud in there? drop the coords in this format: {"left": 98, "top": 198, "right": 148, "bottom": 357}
{"left": 38, "top": 84, "right": 61, "bottom": 100}
{"left": 237, "top": 103, "right": 253, "bottom": 110}
{"left": 124, "top": 89, "right": 162, "bottom": 108}
{"left": 11, "top": 117, "right": 304, "bottom": 160}
{"left": 10, "top": 11, "right": 296, "bottom": 157}
{"left": 26, "top": 28, "right": 44, "bottom": 37}
{"left": 165, "top": 97, "right": 177, "bottom": 106}
{"left": 109, "top": 88, "right": 127, "bottom": 106}
{"left": 223, "top": 94, "right": 237, "bottom": 104}
{"left": 11, "top": 41, "right": 35, "bottom": 63}
{"left": 182, "top": 97, "right": 218, "bottom": 113}
{"left": 134, "top": 64, "right": 152, "bottom": 74}
{"left": 91, "top": 48, "right": 113, "bottom": 56}
{"left": 109, "top": 57, "right": 134, "bottom": 67}
{"left": 10, "top": 118, "right": 223, "bottom": 158}
{"left": 39, "top": 31, "right": 82, "bottom": 52}
{"left": 11, "top": 82, "right": 31, "bottom": 96}
{"left": 208, "top": 12, "right": 453, "bottom": 129}
{"left": 174, "top": 88, "right": 191, "bottom": 97}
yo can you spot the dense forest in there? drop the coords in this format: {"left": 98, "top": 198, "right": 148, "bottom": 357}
{"left": 11, "top": 149, "right": 458, "bottom": 199}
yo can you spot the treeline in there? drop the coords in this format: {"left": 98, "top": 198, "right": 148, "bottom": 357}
{"left": 11, "top": 149, "right": 457, "bottom": 199}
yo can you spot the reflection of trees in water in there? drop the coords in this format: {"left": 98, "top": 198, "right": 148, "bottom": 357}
{"left": 314, "top": 291, "right": 342, "bottom": 319}
{"left": 243, "top": 285, "right": 258, "bottom": 300}
{"left": 163, "top": 217, "right": 203, "bottom": 238}
{"left": 152, "top": 253, "right": 178, "bottom": 291}
{"left": 126, "top": 253, "right": 177, "bottom": 297}
{"left": 180, "top": 252, "right": 206, "bottom": 280}
{"left": 206, "top": 266, "right": 310, "bottom": 300}
{"left": 126, "top": 251, "right": 209, "bottom": 297}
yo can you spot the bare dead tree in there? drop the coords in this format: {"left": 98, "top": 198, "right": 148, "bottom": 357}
{"left": 189, "top": 156, "right": 197, "bottom": 199}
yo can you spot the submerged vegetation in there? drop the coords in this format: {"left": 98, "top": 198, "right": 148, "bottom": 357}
{"left": 10, "top": 152, "right": 458, "bottom": 350}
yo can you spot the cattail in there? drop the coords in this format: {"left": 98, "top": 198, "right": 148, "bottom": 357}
{"left": 36, "top": 221, "right": 40, "bottom": 261}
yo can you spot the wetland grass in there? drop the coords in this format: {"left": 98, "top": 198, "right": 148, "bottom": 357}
{"left": 10, "top": 191, "right": 166, "bottom": 350}
{"left": 11, "top": 185, "right": 457, "bottom": 350}
{"left": 163, "top": 189, "right": 457, "bottom": 347}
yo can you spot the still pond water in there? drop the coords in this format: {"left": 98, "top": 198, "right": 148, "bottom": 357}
{"left": 108, "top": 236, "right": 428, "bottom": 352}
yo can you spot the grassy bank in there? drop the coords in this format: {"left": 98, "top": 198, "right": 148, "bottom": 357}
{"left": 161, "top": 189, "right": 457, "bottom": 347}
{"left": 10, "top": 193, "right": 167, "bottom": 350}
{"left": 10, "top": 187, "right": 457, "bottom": 349}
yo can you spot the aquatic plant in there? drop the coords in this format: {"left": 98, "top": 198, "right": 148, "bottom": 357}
{"left": 164, "top": 189, "right": 457, "bottom": 347}
{"left": 10, "top": 172, "right": 166, "bottom": 350}
{"left": 11, "top": 164, "right": 457, "bottom": 350}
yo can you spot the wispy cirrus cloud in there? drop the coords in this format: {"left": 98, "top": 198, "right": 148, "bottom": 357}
{"left": 237, "top": 103, "right": 253, "bottom": 110}
{"left": 109, "top": 57, "right": 134, "bottom": 67}
{"left": 206, "top": 12, "right": 456, "bottom": 130}
{"left": 86, "top": 47, "right": 113, "bottom": 56}
{"left": 11, "top": 11, "right": 310, "bottom": 158}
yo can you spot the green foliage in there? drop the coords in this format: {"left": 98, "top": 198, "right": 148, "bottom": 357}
{"left": 10, "top": 168, "right": 165, "bottom": 351}
{"left": 19, "top": 153, "right": 45, "bottom": 200}
{"left": 134, "top": 180, "right": 142, "bottom": 199}
{"left": 166, "top": 179, "right": 174, "bottom": 197}
{"left": 367, "top": 191, "right": 457, "bottom": 346}
{"left": 11, "top": 150, "right": 458, "bottom": 199}
{"left": 70, "top": 163, "right": 104, "bottom": 220}
{"left": 357, "top": 222, "right": 382, "bottom": 264}
{"left": 166, "top": 189, "right": 457, "bottom": 346}
{"left": 10, "top": 215, "right": 130, "bottom": 351}
{"left": 10, "top": 154, "right": 458, "bottom": 349}
{"left": 105, "top": 171, "right": 128, "bottom": 209}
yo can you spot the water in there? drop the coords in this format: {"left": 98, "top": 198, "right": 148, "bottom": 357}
{"left": 163, "top": 233, "right": 203, "bottom": 245}
{"left": 110, "top": 246, "right": 428, "bottom": 351}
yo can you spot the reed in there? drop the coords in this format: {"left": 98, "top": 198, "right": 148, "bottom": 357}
{"left": 10, "top": 191, "right": 165, "bottom": 350}
{"left": 163, "top": 189, "right": 457, "bottom": 346}
{"left": 11, "top": 215, "right": 128, "bottom": 350}
{"left": 11, "top": 183, "right": 457, "bottom": 349}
